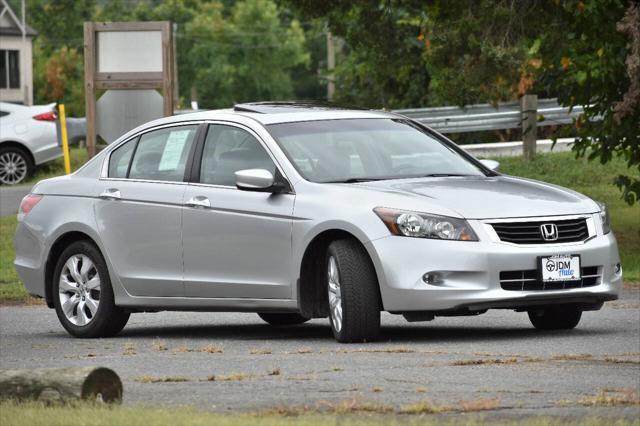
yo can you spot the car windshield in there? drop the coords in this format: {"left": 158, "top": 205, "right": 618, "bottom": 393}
{"left": 267, "top": 118, "right": 486, "bottom": 183}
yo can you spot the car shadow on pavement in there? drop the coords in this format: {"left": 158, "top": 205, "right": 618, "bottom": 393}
{"left": 110, "top": 322, "right": 615, "bottom": 343}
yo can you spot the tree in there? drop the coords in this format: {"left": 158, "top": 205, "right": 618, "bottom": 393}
{"left": 186, "top": 0, "right": 309, "bottom": 108}
{"left": 36, "top": 46, "right": 85, "bottom": 116}
{"left": 535, "top": 1, "right": 640, "bottom": 204}
{"left": 285, "top": 1, "right": 570, "bottom": 109}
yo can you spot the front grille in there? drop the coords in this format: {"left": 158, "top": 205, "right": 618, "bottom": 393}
{"left": 500, "top": 266, "right": 601, "bottom": 291}
{"left": 491, "top": 218, "right": 589, "bottom": 244}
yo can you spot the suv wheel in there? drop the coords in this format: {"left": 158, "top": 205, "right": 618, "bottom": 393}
{"left": 326, "top": 239, "right": 381, "bottom": 343}
{"left": 53, "top": 241, "right": 129, "bottom": 338}
{"left": 258, "top": 313, "right": 309, "bottom": 326}
{"left": 0, "top": 146, "right": 34, "bottom": 185}
{"left": 528, "top": 307, "right": 582, "bottom": 330}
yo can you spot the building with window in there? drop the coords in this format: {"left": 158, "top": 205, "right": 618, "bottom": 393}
{"left": 0, "top": 0, "right": 36, "bottom": 105}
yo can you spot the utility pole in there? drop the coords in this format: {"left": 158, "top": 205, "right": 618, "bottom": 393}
{"left": 326, "top": 30, "right": 335, "bottom": 101}
{"left": 172, "top": 22, "right": 179, "bottom": 111}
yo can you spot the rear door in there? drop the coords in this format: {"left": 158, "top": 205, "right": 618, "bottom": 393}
{"left": 181, "top": 123, "right": 295, "bottom": 299}
{"left": 94, "top": 123, "right": 201, "bottom": 297}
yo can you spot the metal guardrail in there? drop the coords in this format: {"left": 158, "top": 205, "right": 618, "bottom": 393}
{"left": 56, "top": 117, "right": 87, "bottom": 146}
{"left": 394, "top": 98, "right": 583, "bottom": 134}
{"left": 61, "top": 98, "right": 581, "bottom": 146}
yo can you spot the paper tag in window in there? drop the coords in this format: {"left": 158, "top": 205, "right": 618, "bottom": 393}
{"left": 158, "top": 130, "right": 191, "bottom": 171}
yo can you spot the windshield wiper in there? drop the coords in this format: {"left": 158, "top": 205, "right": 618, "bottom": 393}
{"left": 322, "top": 177, "right": 386, "bottom": 183}
{"left": 420, "top": 173, "right": 472, "bottom": 178}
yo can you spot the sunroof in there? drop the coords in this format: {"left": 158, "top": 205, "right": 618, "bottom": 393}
{"left": 233, "top": 101, "right": 366, "bottom": 114}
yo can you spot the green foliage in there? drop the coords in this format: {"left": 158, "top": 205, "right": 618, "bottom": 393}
{"left": 535, "top": 1, "right": 640, "bottom": 205}
{"left": 28, "top": 0, "right": 313, "bottom": 112}
{"left": 186, "top": 0, "right": 309, "bottom": 108}
{"left": 28, "top": 0, "right": 96, "bottom": 115}
{"left": 284, "top": 0, "right": 564, "bottom": 108}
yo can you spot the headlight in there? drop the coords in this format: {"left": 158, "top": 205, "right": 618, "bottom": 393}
{"left": 596, "top": 201, "right": 611, "bottom": 234}
{"left": 374, "top": 207, "right": 478, "bottom": 241}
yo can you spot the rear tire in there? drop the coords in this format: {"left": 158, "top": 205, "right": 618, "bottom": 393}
{"left": 528, "top": 307, "right": 582, "bottom": 330}
{"left": 258, "top": 312, "right": 309, "bottom": 326}
{"left": 327, "top": 239, "right": 381, "bottom": 343}
{"left": 0, "top": 145, "right": 34, "bottom": 185}
{"left": 53, "top": 241, "right": 129, "bottom": 338}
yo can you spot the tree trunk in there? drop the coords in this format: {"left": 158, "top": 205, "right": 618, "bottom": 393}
{"left": 0, "top": 367, "right": 122, "bottom": 404}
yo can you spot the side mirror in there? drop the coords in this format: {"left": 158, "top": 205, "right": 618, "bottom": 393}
{"left": 479, "top": 159, "right": 500, "bottom": 172}
{"left": 235, "top": 169, "right": 284, "bottom": 193}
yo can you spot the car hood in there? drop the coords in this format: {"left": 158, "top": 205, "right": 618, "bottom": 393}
{"left": 358, "top": 175, "right": 599, "bottom": 219}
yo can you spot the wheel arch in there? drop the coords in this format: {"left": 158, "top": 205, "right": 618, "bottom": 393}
{"left": 0, "top": 140, "right": 35, "bottom": 166}
{"left": 297, "top": 228, "right": 381, "bottom": 319}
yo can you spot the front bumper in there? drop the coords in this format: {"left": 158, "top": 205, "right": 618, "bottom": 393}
{"left": 365, "top": 222, "right": 622, "bottom": 313}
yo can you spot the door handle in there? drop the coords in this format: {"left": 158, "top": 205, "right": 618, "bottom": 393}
{"left": 185, "top": 195, "right": 211, "bottom": 208}
{"left": 99, "top": 188, "right": 121, "bottom": 200}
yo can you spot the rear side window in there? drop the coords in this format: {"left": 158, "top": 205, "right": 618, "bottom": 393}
{"left": 0, "top": 110, "right": 9, "bottom": 118}
{"left": 127, "top": 126, "right": 197, "bottom": 182}
{"left": 108, "top": 137, "right": 137, "bottom": 178}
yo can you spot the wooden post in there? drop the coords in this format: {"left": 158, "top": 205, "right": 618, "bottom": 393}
{"left": 326, "top": 31, "right": 335, "bottom": 101}
{"left": 0, "top": 367, "right": 122, "bottom": 404}
{"left": 84, "top": 22, "right": 97, "bottom": 159}
{"left": 162, "top": 21, "right": 174, "bottom": 116}
{"left": 521, "top": 94, "right": 538, "bottom": 161}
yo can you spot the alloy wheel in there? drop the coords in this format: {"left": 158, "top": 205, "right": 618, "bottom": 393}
{"left": 0, "top": 152, "right": 27, "bottom": 184}
{"left": 327, "top": 255, "right": 343, "bottom": 332}
{"left": 58, "top": 255, "right": 101, "bottom": 326}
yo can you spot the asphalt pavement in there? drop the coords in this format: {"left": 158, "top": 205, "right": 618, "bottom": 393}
{"left": 0, "top": 185, "right": 31, "bottom": 217}
{"left": 1, "top": 289, "right": 639, "bottom": 421}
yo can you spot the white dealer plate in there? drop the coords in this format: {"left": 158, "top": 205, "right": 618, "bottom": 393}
{"left": 539, "top": 254, "right": 581, "bottom": 282}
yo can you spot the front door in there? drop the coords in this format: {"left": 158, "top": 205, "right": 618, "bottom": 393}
{"left": 182, "top": 124, "right": 295, "bottom": 299}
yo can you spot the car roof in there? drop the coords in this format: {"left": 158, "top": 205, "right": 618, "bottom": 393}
{"left": 177, "top": 102, "right": 397, "bottom": 125}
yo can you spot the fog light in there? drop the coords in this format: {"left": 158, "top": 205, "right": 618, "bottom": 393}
{"left": 422, "top": 273, "right": 440, "bottom": 285}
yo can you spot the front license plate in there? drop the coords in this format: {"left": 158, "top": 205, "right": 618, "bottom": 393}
{"left": 539, "top": 255, "right": 581, "bottom": 282}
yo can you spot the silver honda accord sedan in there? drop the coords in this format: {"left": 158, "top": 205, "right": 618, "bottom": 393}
{"left": 14, "top": 102, "right": 622, "bottom": 342}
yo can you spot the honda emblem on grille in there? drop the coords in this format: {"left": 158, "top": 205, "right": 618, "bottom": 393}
{"left": 540, "top": 223, "right": 558, "bottom": 241}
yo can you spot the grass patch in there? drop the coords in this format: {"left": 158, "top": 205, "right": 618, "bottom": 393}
{"left": 135, "top": 376, "right": 190, "bottom": 384}
{"left": 336, "top": 347, "right": 415, "bottom": 354}
{"left": 0, "top": 215, "right": 29, "bottom": 303}
{"left": 570, "top": 388, "right": 640, "bottom": 407}
{"left": 0, "top": 401, "right": 638, "bottom": 426}
{"left": 151, "top": 340, "right": 168, "bottom": 352}
{"left": 497, "top": 152, "right": 640, "bottom": 281}
{"left": 206, "top": 373, "right": 249, "bottom": 382}
{"left": 199, "top": 343, "right": 224, "bottom": 354}
{"left": 451, "top": 358, "right": 519, "bottom": 366}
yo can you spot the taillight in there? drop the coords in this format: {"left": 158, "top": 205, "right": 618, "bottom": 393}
{"left": 20, "top": 194, "right": 43, "bottom": 215}
{"left": 33, "top": 111, "right": 57, "bottom": 122}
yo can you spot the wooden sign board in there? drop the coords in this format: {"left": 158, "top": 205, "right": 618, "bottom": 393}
{"left": 84, "top": 21, "right": 174, "bottom": 157}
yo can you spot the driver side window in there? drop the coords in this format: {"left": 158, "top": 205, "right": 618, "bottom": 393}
{"left": 200, "top": 125, "right": 276, "bottom": 186}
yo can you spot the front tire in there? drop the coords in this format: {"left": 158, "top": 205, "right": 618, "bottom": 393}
{"left": 258, "top": 313, "right": 309, "bottom": 326}
{"left": 53, "top": 241, "right": 129, "bottom": 338}
{"left": 528, "top": 307, "right": 582, "bottom": 330}
{"left": 326, "top": 239, "right": 381, "bottom": 343}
